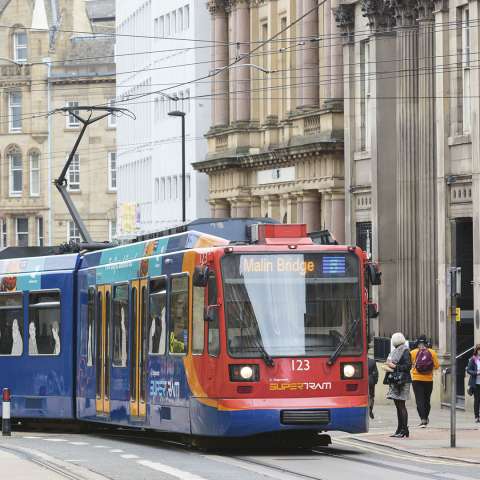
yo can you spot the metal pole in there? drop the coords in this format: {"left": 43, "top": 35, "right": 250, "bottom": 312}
{"left": 2, "top": 388, "right": 11, "bottom": 436}
{"left": 449, "top": 266, "right": 460, "bottom": 448}
{"left": 181, "top": 113, "right": 186, "bottom": 223}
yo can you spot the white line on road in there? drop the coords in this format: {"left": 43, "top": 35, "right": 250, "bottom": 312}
{"left": 94, "top": 445, "right": 107, "bottom": 448}
{"left": 22, "top": 436, "right": 43, "bottom": 439}
{"left": 137, "top": 459, "right": 209, "bottom": 480}
{"left": 69, "top": 442, "right": 89, "bottom": 446}
{"left": 43, "top": 438, "right": 67, "bottom": 442}
{"left": 120, "top": 454, "right": 139, "bottom": 459}
{"left": 436, "top": 474, "right": 480, "bottom": 480}
{"left": 109, "top": 449, "right": 123, "bottom": 453}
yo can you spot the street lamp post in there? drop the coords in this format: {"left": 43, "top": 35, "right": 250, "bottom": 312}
{"left": 168, "top": 110, "right": 186, "bottom": 223}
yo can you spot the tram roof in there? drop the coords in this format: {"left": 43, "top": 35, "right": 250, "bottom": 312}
{"left": 0, "top": 252, "right": 79, "bottom": 275}
{"left": 80, "top": 230, "right": 229, "bottom": 269}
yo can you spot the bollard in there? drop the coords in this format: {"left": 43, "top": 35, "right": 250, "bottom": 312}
{"left": 2, "top": 388, "right": 11, "bottom": 436}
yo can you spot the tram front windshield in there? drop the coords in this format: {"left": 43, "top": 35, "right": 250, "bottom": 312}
{"left": 222, "top": 253, "right": 362, "bottom": 358}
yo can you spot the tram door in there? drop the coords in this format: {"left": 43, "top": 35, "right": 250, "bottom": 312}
{"left": 130, "top": 279, "right": 148, "bottom": 418}
{"left": 96, "top": 285, "right": 112, "bottom": 415}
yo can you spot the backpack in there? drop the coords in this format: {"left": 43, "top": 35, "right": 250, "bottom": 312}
{"left": 415, "top": 349, "right": 434, "bottom": 373}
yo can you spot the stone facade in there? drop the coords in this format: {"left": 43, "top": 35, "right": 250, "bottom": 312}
{"left": 343, "top": 0, "right": 480, "bottom": 357}
{"left": 0, "top": 0, "right": 116, "bottom": 247}
{"left": 194, "top": 0, "right": 346, "bottom": 241}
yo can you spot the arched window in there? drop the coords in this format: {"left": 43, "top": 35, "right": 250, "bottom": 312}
{"left": 7, "top": 145, "right": 22, "bottom": 196}
{"left": 29, "top": 150, "right": 40, "bottom": 196}
{"left": 12, "top": 26, "right": 27, "bottom": 63}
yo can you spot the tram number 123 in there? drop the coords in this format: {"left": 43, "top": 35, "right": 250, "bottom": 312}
{"left": 291, "top": 359, "right": 310, "bottom": 371}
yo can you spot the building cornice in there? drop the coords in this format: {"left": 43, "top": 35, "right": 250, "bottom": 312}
{"left": 334, "top": 4, "right": 355, "bottom": 43}
{"left": 389, "top": 0, "right": 418, "bottom": 28}
{"left": 194, "top": 140, "right": 343, "bottom": 173}
{"left": 361, "top": 0, "right": 396, "bottom": 32}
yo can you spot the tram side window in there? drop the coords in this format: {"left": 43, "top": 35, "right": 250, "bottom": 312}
{"left": 28, "top": 291, "right": 61, "bottom": 356}
{"left": 207, "top": 274, "right": 219, "bottom": 356}
{"left": 149, "top": 277, "right": 166, "bottom": 355}
{"left": 0, "top": 293, "right": 23, "bottom": 356}
{"left": 192, "top": 285, "right": 205, "bottom": 354}
{"left": 112, "top": 284, "right": 129, "bottom": 367}
{"left": 169, "top": 275, "right": 189, "bottom": 354}
{"left": 87, "top": 288, "right": 95, "bottom": 366}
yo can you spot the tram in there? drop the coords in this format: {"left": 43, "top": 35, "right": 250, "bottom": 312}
{"left": 0, "top": 220, "right": 379, "bottom": 438}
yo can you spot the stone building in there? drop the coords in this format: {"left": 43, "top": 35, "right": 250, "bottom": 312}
{"left": 338, "top": 0, "right": 479, "bottom": 364}
{"left": 194, "top": 0, "right": 346, "bottom": 242}
{"left": 0, "top": 0, "right": 116, "bottom": 248}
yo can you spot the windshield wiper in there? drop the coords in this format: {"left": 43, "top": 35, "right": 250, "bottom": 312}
{"left": 256, "top": 341, "right": 275, "bottom": 367}
{"left": 327, "top": 317, "right": 361, "bottom": 366}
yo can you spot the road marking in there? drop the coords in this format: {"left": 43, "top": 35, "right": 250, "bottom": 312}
{"left": 22, "top": 436, "right": 43, "bottom": 439}
{"left": 109, "top": 449, "right": 124, "bottom": 453}
{"left": 69, "top": 442, "right": 89, "bottom": 446}
{"left": 43, "top": 438, "right": 67, "bottom": 442}
{"left": 120, "top": 454, "right": 139, "bottom": 459}
{"left": 94, "top": 445, "right": 107, "bottom": 448}
{"left": 65, "top": 459, "right": 85, "bottom": 463}
{"left": 207, "top": 455, "right": 298, "bottom": 480}
{"left": 137, "top": 460, "right": 209, "bottom": 480}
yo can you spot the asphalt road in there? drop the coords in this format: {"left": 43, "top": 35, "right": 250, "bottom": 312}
{"left": 1, "top": 428, "right": 479, "bottom": 480}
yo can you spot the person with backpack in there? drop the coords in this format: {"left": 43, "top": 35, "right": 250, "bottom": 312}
{"left": 410, "top": 334, "right": 440, "bottom": 427}
{"left": 368, "top": 357, "right": 379, "bottom": 419}
{"left": 466, "top": 343, "right": 480, "bottom": 423}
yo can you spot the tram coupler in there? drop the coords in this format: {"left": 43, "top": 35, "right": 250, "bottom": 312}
{"left": 2, "top": 388, "right": 11, "bottom": 436}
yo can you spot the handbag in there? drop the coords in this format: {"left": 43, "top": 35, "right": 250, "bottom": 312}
{"left": 384, "top": 370, "right": 405, "bottom": 385}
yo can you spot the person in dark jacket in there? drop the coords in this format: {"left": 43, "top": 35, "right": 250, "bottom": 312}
{"left": 383, "top": 332, "right": 412, "bottom": 438}
{"left": 368, "top": 357, "right": 379, "bottom": 419}
{"left": 466, "top": 343, "right": 480, "bottom": 423}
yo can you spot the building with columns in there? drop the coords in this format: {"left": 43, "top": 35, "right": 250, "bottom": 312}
{"left": 0, "top": 0, "right": 117, "bottom": 248}
{"left": 194, "top": 0, "right": 347, "bottom": 243}
{"left": 338, "top": 0, "right": 479, "bottom": 373}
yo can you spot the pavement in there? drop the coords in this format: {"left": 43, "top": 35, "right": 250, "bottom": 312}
{"left": 346, "top": 403, "right": 480, "bottom": 464}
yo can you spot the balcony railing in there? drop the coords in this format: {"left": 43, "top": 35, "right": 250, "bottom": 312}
{"left": 215, "top": 134, "right": 228, "bottom": 153}
{"left": 304, "top": 114, "right": 321, "bottom": 136}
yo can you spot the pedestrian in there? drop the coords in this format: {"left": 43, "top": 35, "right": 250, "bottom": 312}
{"left": 368, "top": 357, "right": 379, "bottom": 419}
{"left": 410, "top": 334, "right": 440, "bottom": 427}
{"left": 383, "top": 332, "right": 412, "bottom": 438}
{"left": 466, "top": 343, "right": 480, "bottom": 423}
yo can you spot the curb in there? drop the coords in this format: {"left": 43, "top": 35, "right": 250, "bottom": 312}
{"left": 346, "top": 435, "right": 480, "bottom": 465}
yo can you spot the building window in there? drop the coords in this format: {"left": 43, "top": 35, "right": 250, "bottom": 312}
{"left": 184, "top": 5, "right": 190, "bottom": 30}
{"left": 29, "top": 151, "right": 40, "bottom": 196}
{"left": 8, "top": 147, "right": 22, "bottom": 196}
{"left": 172, "top": 11, "right": 176, "bottom": 34}
{"left": 154, "top": 178, "right": 160, "bottom": 201}
{"left": 9, "top": 91, "right": 22, "bottom": 133}
{"left": 167, "top": 177, "right": 171, "bottom": 200}
{"left": 13, "top": 31, "right": 27, "bottom": 63}
{"left": 68, "top": 154, "right": 80, "bottom": 190}
{"left": 68, "top": 221, "right": 81, "bottom": 243}
{"left": 360, "top": 40, "right": 371, "bottom": 151}
{"left": 185, "top": 88, "right": 190, "bottom": 113}
{"left": 0, "top": 219, "right": 7, "bottom": 248}
{"left": 356, "top": 221, "right": 372, "bottom": 259}
{"left": 109, "top": 219, "right": 117, "bottom": 241}
{"left": 16, "top": 217, "right": 28, "bottom": 247}
{"left": 66, "top": 101, "right": 80, "bottom": 128}
{"left": 178, "top": 8, "right": 183, "bottom": 31}
{"left": 161, "top": 177, "right": 165, "bottom": 201}
{"left": 165, "top": 14, "right": 170, "bottom": 35}
{"left": 173, "top": 176, "right": 178, "bottom": 200}
{"left": 159, "top": 16, "right": 164, "bottom": 36}
{"left": 462, "top": 7, "right": 471, "bottom": 134}
{"left": 107, "top": 99, "right": 117, "bottom": 128}
{"left": 108, "top": 152, "right": 117, "bottom": 191}
{"left": 186, "top": 174, "right": 191, "bottom": 199}
{"left": 36, "top": 217, "right": 44, "bottom": 246}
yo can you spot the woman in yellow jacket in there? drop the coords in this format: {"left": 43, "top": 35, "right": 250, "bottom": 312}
{"left": 410, "top": 335, "right": 440, "bottom": 427}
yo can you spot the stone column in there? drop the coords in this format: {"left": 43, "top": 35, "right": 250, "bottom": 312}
{"left": 331, "top": 191, "right": 345, "bottom": 243}
{"left": 295, "top": 0, "right": 304, "bottom": 109}
{"left": 328, "top": 0, "right": 343, "bottom": 106}
{"left": 266, "top": 195, "right": 280, "bottom": 220}
{"left": 391, "top": 0, "right": 419, "bottom": 336}
{"left": 229, "top": 3, "right": 237, "bottom": 123}
{"left": 209, "top": 0, "right": 229, "bottom": 126}
{"left": 334, "top": 4, "right": 355, "bottom": 242}
{"left": 286, "top": 194, "right": 298, "bottom": 223}
{"left": 432, "top": 0, "right": 449, "bottom": 353}
{"left": 213, "top": 199, "right": 230, "bottom": 218}
{"left": 235, "top": 197, "right": 251, "bottom": 217}
{"left": 417, "top": 0, "right": 437, "bottom": 339}
{"left": 321, "top": 191, "right": 332, "bottom": 233}
{"left": 302, "top": 192, "right": 321, "bottom": 233}
{"left": 301, "top": 0, "right": 319, "bottom": 109}
{"left": 235, "top": 0, "right": 251, "bottom": 123}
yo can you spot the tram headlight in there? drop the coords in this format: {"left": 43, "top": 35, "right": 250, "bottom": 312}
{"left": 229, "top": 364, "right": 260, "bottom": 382}
{"left": 340, "top": 362, "right": 363, "bottom": 380}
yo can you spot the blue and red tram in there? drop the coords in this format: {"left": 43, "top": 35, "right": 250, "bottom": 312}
{"left": 0, "top": 222, "right": 377, "bottom": 438}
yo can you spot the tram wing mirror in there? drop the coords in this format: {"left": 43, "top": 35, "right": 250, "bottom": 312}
{"left": 367, "top": 303, "right": 379, "bottom": 318}
{"left": 204, "top": 304, "right": 220, "bottom": 322}
{"left": 366, "top": 263, "right": 382, "bottom": 285}
{"left": 193, "top": 265, "right": 210, "bottom": 287}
